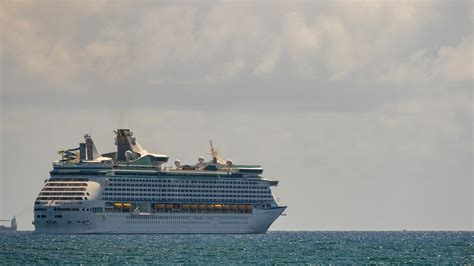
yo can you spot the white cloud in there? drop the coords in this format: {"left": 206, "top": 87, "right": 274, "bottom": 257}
{"left": 85, "top": 40, "right": 126, "bottom": 58}
{"left": 283, "top": 12, "right": 321, "bottom": 57}
{"left": 1, "top": 1, "right": 472, "bottom": 87}
{"left": 436, "top": 35, "right": 474, "bottom": 82}
{"left": 253, "top": 42, "right": 281, "bottom": 75}
{"left": 379, "top": 35, "right": 474, "bottom": 83}
{"left": 206, "top": 57, "right": 246, "bottom": 82}
{"left": 132, "top": 6, "right": 198, "bottom": 72}
{"left": 317, "top": 15, "right": 357, "bottom": 80}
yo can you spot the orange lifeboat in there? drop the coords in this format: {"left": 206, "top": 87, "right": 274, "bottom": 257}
{"left": 122, "top": 203, "right": 131, "bottom": 211}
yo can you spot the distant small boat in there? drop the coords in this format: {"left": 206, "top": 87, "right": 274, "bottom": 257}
{"left": 0, "top": 217, "right": 17, "bottom": 232}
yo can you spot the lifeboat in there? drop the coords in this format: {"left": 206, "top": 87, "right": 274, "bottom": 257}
{"left": 190, "top": 204, "right": 198, "bottom": 209}
{"left": 206, "top": 204, "right": 214, "bottom": 211}
{"left": 230, "top": 205, "right": 237, "bottom": 210}
{"left": 156, "top": 204, "right": 165, "bottom": 209}
{"left": 237, "top": 205, "right": 245, "bottom": 210}
{"left": 113, "top": 202, "right": 122, "bottom": 208}
{"left": 122, "top": 203, "right": 131, "bottom": 211}
{"left": 165, "top": 204, "right": 173, "bottom": 209}
{"left": 173, "top": 204, "right": 181, "bottom": 209}
{"left": 181, "top": 204, "right": 189, "bottom": 209}
{"left": 198, "top": 204, "right": 206, "bottom": 209}
{"left": 214, "top": 204, "right": 222, "bottom": 211}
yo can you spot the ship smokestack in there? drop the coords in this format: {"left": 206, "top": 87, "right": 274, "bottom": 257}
{"left": 114, "top": 129, "right": 146, "bottom": 162}
{"left": 115, "top": 129, "right": 132, "bottom": 161}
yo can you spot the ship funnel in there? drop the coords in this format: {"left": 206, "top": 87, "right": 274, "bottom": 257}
{"left": 114, "top": 129, "right": 146, "bottom": 161}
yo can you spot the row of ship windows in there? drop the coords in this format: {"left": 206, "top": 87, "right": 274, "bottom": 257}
{"left": 35, "top": 207, "right": 101, "bottom": 212}
{"left": 41, "top": 188, "right": 87, "bottom": 192}
{"left": 105, "top": 188, "right": 270, "bottom": 194}
{"left": 109, "top": 202, "right": 254, "bottom": 214}
{"left": 34, "top": 220, "right": 91, "bottom": 224}
{"left": 102, "top": 197, "right": 271, "bottom": 203}
{"left": 36, "top": 215, "right": 252, "bottom": 224}
{"left": 108, "top": 184, "right": 266, "bottom": 189}
{"left": 102, "top": 193, "right": 272, "bottom": 198}
{"left": 109, "top": 179, "right": 259, "bottom": 185}
{"left": 45, "top": 183, "right": 88, "bottom": 187}
{"left": 126, "top": 215, "right": 249, "bottom": 220}
{"left": 127, "top": 221, "right": 212, "bottom": 224}
{"left": 128, "top": 215, "right": 189, "bottom": 220}
{"left": 34, "top": 201, "right": 85, "bottom": 205}
{"left": 49, "top": 178, "right": 89, "bottom": 182}
{"left": 38, "top": 192, "right": 87, "bottom": 196}
{"left": 35, "top": 214, "right": 65, "bottom": 218}
{"left": 36, "top": 197, "right": 87, "bottom": 201}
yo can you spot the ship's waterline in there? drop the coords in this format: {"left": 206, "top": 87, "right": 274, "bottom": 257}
{"left": 33, "top": 129, "right": 286, "bottom": 234}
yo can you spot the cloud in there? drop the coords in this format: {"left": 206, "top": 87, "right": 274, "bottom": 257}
{"left": 85, "top": 40, "right": 126, "bottom": 58}
{"left": 436, "top": 35, "right": 474, "bottom": 82}
{"left": 283, "top": 12, "right": 321, "bottom": 57}
{"left": 379, "top": 35, "right": 474, "bottom": 83}
{"left": 1, "top": 0, "right": 472, "bottom": 90}
{"left": 206, "top": 57, "right": 246, "bottom": 82}
{"left": 253, "top": 42, "right": 281, "bottom": 75}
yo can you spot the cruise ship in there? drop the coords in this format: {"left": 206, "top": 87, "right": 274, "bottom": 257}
{"left": 33, "top": 129, "right": 286, "bottom": 234}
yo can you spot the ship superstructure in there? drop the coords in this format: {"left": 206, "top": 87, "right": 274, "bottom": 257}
{"left": 0, "top": 217, "right": 17, "bottom": 233}
{"left": 33, "top": 129, "right": 286, "bottom": 234}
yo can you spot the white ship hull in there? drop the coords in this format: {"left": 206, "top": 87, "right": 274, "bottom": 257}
{"left": 34, "top": 207, "right": 285, "bottom": 234}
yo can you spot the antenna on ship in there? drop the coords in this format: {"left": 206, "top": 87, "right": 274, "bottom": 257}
{"left": 209, "top": 140, "right": 220, "bottom": 163}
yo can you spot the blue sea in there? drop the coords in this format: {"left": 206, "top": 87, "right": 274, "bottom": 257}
{"left": 0, "top": 231, "right": 472, "bottom": 264}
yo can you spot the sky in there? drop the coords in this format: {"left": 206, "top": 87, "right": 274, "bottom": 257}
{"left": 0, "top": 0, "right": 472, "bottom": 231}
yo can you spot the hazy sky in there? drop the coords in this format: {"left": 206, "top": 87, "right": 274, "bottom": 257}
{"left": 1, "top": 0, "right": 472, "bottom": 231}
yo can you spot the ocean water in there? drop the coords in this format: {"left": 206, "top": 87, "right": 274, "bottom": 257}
{"left": 0, "top": 231, "right": 472, "bottom": 264}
